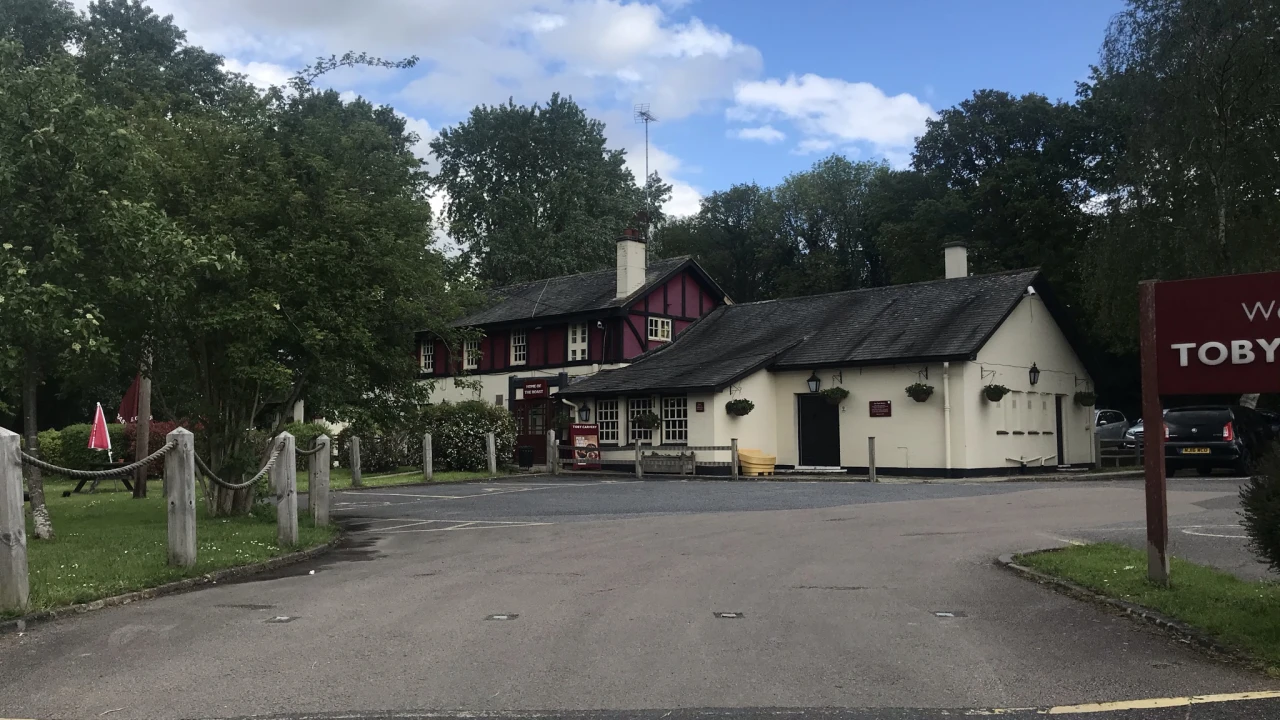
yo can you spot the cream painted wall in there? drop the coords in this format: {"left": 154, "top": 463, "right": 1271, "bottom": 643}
{"left": 713, "top": 366, "right": 778, "bottom": 460}
{"left": 970, "top": 293, "right": 1095, "bottom": 468}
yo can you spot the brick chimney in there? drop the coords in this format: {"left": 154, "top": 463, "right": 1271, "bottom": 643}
{"left": 943, "top": 241, "right": 968, "bottom": 279}
{"left": 616, "top": 227, "right": 647, "bottom": 298}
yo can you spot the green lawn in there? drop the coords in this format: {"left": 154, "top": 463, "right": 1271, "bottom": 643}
{"left": 1018, "top": 543, "right": 1280, "bottom": 669}
{"left": 9, "top": 482, "right": 336, "bottom": 618}
{"left": 296, "top": 465, "right": 510, "bottom": 493}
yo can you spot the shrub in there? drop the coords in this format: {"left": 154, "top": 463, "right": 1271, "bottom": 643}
{"left": 283, "top": 421, "right": 333, "bottom": 453}
{"left": 36, "top": 429, "right": 63, "bottom": 468}
{"left": 334, "top": 423, "right": 402, "bottom": 474}
{"left": 1240, "top": 444, "right": 1280, "bottom": 572}
{"left": 725, "top": 399, "right": 755, "bottom": 417}
{"left": 415, "top": 401, "right": 517, "bottom": 472}
{"left": 630, "top": 410, "right": 661, "bottom": 430}
{"left": 56, "top": 423, "right": 128, "bottom": 471}
{"left": 124, "top": 421, "right": 194, "bottom": 477}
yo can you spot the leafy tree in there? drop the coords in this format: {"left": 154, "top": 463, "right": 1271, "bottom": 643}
{"left": 430, "top": 94, "right": 652, "bottom": 286}
{"left": 0, "top": 39, "right": 201, "bottom": 536}
{"left": 656, "top": 183, "right": 787, "bottom": 303}
{"left": 1079, "top": 0, "right": 1280, "bottom": 351}
{"left": 0, "top": 0, "right": 80, "bottom": 63}
{"left": 773, "top": 156, "right": 891, "bottom": 296}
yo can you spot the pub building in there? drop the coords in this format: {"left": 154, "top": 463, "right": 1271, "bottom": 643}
{"left": 419, "top": 235, "right": 1097, "bottom": 477}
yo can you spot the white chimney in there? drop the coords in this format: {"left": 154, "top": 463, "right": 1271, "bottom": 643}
{"left": 616, "top": 227, "right": 647, "bottom": 298}
{"left": 944, "top": 241, "right": 968, "bottom": 279}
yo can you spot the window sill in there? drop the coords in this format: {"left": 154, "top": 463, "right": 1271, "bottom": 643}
{"left": 996, "top": 431, "right": 1010, "bottom": 435}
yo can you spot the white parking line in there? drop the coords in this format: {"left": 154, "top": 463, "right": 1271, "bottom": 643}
{"left": 349, "top": 519, "right": 551, "bottom": 535}
{"left": 334, "top": 481, "right": 618, "bottom": 510}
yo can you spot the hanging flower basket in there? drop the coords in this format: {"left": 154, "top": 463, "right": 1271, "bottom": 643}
{"left": 905, "top": 383, "right": 934, "bottom": 403}
{"left": 820, "top": 387, "right": 850, "bottom": 405}
{"left": 725, "top": 399, "right": 755, "bottom": 417}
{"left": 1074, "top": 391, "right": 1097, "bottom": 407}
{"left": 983, "top": 384, "right": 1010, "bottom": 402}
{"left": 631, "top": 410, "right": 661, "bottom": 430}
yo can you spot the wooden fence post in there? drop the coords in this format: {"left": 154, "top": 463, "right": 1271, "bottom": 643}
{"left": 730, "top": 438, "right": 739, "bottom": 481}
{"left": 312, "top": 435, "right": 331, "bottom": 527}
{"left": 635, "top": 439, "right": 643, "bottom": 480}
{"left": 164, "top": 428, "right": 197, "bottom": 567}
{"left": 868, "top": 436, "right": 877, "bottom": 483}
{"left": 546, "top": 430, "right": 555, "bottom": 475}
{"left": 486, "top": 432, "right": 497, "bottom": 476}
{"left": 350, "top": 436, "right": 362, "bottom": 488}
{"left": 0, "top": 427, "right": 29, "bottom": 613}
{"left": 1093, "top": 432, "right": 1103, "bottom": 470}
{"left": 423, "top": 433, "right": 433, "bottom": 482}
{"left": 273, "top": 432, "right": 298, "bottom": 547}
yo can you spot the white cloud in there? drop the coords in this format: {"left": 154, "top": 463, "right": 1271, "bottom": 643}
{"left": 793, "top": 138, "right": 835, "bottom": 155}
{"left": 732, "top": 125, "right": 785, "bottom": 144}
{"left": 730, "top": 73, "right": 934, "bottom": 160}
{"left": 221, "top": 57, "right": 292, "bottom": 89}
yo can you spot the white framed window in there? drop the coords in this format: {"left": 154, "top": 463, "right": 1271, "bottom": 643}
{"left": 510, "top": 329, "right": 527, "bottom": 365}
{"left": 463, "top": 338, "right": 480, "bottom": 370}
{"left": 628, "top": 397, "right": 653, "bottom": 443}
{"left": 568, "top": 322, "right": 588, "bottom": 361}
{"left": 419, "top": 340, "right": 434, "bottom": 372}
{"left": 597, "top": 399, "right": 619, "bottom": 444}
{"left": 661, "top": 397, "right": 688, "bottom": 443}
{"left": 647, "top": 317, "right": 672, "bottom": 342}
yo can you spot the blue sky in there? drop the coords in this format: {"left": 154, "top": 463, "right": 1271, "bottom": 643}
{"left": 139, "top": 0, "right": 1126, "bottom": 216}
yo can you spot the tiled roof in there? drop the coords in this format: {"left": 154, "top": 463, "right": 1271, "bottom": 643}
{"left": 451, "top": 256, "right": 694, "bottom": 327}
{"left": 561, "top": 269, "right": 1043, "bottom": 395}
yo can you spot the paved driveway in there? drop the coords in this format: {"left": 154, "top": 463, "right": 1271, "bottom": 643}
{"left": 1, "top": 477, "right": 1275, "bottom": 719}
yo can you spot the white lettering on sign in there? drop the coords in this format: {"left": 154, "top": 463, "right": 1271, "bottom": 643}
{"left": 1172, "top": 339, "right": 1280, "bottom": 367}
{"left": 1198, "top": 342, "right": 1228, "bottom": 366}
{"left": 1243, "top": 301, "right": 1276, "bottom": 322}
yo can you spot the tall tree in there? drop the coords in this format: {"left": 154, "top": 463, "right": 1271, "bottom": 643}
{"left": 656, "top": 183, "right": 787, "bottom": 303}
{"left": 1080, "top": 0, "right": 1280, "bottom": 351}
{"left": 430, "top": 94, "right": 652, "bottom": 286}
{"left": 0, "top": 39, "right": 200, "bottom": 536}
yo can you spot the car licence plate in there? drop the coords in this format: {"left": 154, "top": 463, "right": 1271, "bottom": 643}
{"left": 1181, "top": 447, "right": 1211, "bottom": 454}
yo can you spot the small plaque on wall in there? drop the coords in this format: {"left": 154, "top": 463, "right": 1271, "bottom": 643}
{"left": 869, "top": 400, "right": 892, "bottom": 417}
{"left": 696, "top": 401, "right": 705, "bottom": 412}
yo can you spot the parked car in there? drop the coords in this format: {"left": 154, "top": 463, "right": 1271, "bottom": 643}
{"left": 1093, "top": 409, "right": 1129, "bottom": 441}
{"left": 1258, "top": 409, "right": 1280, "bottom": 439}
{"left": 1163, "top": 405, "right": 1272, "bottom": 477}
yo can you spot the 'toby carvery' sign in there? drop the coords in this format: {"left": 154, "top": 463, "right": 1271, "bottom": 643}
{"left": 1155, "top": 270, "right": 1280, "bottom": 395}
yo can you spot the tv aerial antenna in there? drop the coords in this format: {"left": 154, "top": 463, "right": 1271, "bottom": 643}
{"left": 634, "top": 103, "right": 658, "bottom": 237}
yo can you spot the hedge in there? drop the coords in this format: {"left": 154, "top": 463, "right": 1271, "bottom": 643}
{"left": 334, "top": 401, "right": 517, "bottom": 473}
{"left": 54, "top": 423, "right": 129, "bottom": 471}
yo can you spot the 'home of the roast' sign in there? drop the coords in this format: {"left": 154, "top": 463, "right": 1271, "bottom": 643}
{"left": 1154, "top": 271, "right": 1280, "bottom": 395}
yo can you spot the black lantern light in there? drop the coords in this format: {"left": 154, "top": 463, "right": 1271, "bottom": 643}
{"left": 807, "top": 371, "right": 821, "bottom": 393}
{"left": 1028, "top": 363, "right": 1041, "bottom": 386}
{"left": 578, "top": 404, "right": 591, "bottom": 422}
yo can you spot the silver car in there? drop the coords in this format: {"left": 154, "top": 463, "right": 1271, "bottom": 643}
{"left": 1094, "top": 409, "right": 1130, "bottom": 440}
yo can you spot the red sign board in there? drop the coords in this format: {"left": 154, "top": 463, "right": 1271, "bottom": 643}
{"left": 523, "top": 379, "right": 548, "bottom": 398}
{"left": 569, "top": 423, "right": 600, "bottom": 470}
{"left": 869, "top": 400, "right": 892, "bottom": 417}
{"left": 1154, "top": 271, "right": 1280, "bottom": 394}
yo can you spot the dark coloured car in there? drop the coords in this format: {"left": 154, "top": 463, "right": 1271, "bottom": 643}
{"left": 1259, "top": 409, "right": 1280, "bottom": 438}
{"left": 1163, "top": 405, "right": 1272, "bottom": 476}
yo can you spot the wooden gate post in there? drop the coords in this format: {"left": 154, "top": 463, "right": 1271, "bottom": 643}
{"left": 1093, "top": 431, "right": 1103, "bottom": 470}
{"left": 868, "top": 436, "right": 877, "bottom": 483}
{"left": 546, "top": 430, "right": 556, "bottom": 475}
{"left": 0, "top": 427, "right": 29, "bottom": 613}
{"left": 272, "top": 432, "right": 298, "bottom": 547}
{"left": 634, "top": 440, "right": 643, "bottom": 480}
{"left": 350, "top": 436, "right": 362, "bottom": 488}
{"left": 730, "top": 438, "right": 739, "bottom": 481}
{"left": 486, "top": 432, "right": 497, "bottom": 476}
{"left": 312, "top": 435, "right": 331, "bottom": 527}
{"left": 423, "top": 433, "right": 433, "bottom": 482}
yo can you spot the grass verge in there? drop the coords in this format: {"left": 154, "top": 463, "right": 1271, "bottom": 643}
{"left": 1018, "top": 543, "right": 1280, "bottom": 668}
{"left": 8, "top": 484, "right": 336, "bottom": 619}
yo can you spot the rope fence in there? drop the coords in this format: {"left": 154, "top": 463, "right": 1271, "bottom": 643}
{"left": 194, "top": 438, "right": 286, "bottom": 491}
{"left": 296, "top": 442, "right": 326, "bottom": 456}
{"left": 19, "top": 441, "right": 177, "bottom": 479}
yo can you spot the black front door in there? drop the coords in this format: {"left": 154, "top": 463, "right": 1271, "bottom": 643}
{"left": 514, "top": 398, "right": 550, "bottom": 464}
{"left": 1054, "top": 395, "right": 1066, "bottom": 466}
{"left": 799, "top": 394, "right": 841, "bottom": 467}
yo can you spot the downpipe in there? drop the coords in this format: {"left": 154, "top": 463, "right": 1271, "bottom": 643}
{"left": 943, "top": 362, "right": 953, "bottom": 476}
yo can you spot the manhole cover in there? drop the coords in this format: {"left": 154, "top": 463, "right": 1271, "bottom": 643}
{"left": 264, "top": 616, "right": 298, "bottom": 623}
{"left": 713, "top": 612, "right": 744, "bottom": 619}
{"left": 485, "top": 614, "right": 518, "bottom": 621}
{"left": 933, "top": 611, "right": 967, "bottom": 618}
